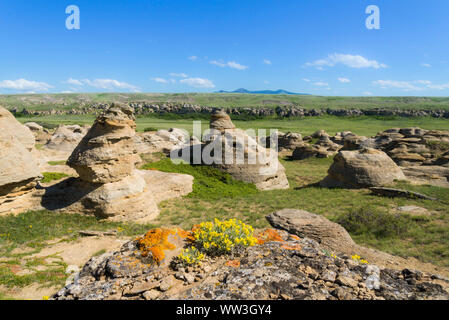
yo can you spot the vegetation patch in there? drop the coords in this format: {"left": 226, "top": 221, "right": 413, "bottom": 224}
{"left": 141, "top": 158, "right": 259, "bottom": 200}
{"left": 47, "top": 160, "right": 67, "bottom": 166}
{"left": 336, "top": 206, "right": 427, "bottom": 239}
{"left": 41, "top": 172, "right": 70, "bottom": 183}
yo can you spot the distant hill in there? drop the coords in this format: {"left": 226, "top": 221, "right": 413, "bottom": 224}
{"left": 215, "top": 88, "right": 309, "bottom": 95}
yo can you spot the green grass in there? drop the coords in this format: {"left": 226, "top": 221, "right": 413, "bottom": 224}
{"left": 2, "top": 93, "right": 449, "bottom": 110}
{"left": 47, "top": 160, "right": 67, "bottom": 166}
{"left": 17, "top": 114, "right": 449, "bottom": 138}
{"left": 0, "top": 210, "right": 158, "bottom": 291}
{"left": 141, "top": 158, "right": 259, "bottom": 200}
{"left": 145, "top": 155, "right": 449, "bottom": 268}
{"left": 41, "top": 172, "right": 70, "bottom": 183}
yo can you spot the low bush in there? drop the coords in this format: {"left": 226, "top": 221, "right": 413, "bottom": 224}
{"left": 336, "top": 207, "right": 415, "bottom": 238}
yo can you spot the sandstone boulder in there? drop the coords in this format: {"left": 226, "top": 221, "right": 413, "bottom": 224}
{"left": 209, "top": 109, "right": 235, "bottom": 131}
{"left": 45, "top": 125, "right": 89, "bottom": 152}
{"left": 0, "top": 106, "right": 35, "bottom": 151}
{"left": 278, "top": 132, "right": 304, "bottom": 150}
{"left": 203, "top": 112, "right": 289, "bottom": 191}
{"left": 266, "top": 209, "right": 356, "bottom": 253}
{"left": 67, "top": 105, "right": 141, "bottom": 184}
{"left": 320, "top": 148, "right": 406, "bottom": 188}
{"left": 0, "top": 135, "right": 42, "bottom": 197}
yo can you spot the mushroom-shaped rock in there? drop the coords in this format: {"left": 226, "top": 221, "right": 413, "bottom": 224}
{"left": 67, "top": 103, "right": 142, "bottom": 184}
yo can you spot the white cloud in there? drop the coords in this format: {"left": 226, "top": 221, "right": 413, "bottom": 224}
{"left": 373, "top": 79, "right": 449, "bottom": 91}
{"left": 313, "top": 81, "right": 329, "bottom": 87}
{"left": 210, "top": 60, "right": 248, "bottom": 70}
{"left": 306, "top": 53, "right": 387, "bottom": 69}
{"left": 151, "top": 77, "right": 169, "bottom": 84}
{"left": 372, "top": 80, "right": 421, "bottom": 91}
{"left": 363, "top": 91, "right": 373, "bottom": 96}
{"left": 210, "top": 60, "right": 226, "bottom": 67}
{"left": 180, "top": 77, "right": 215, "bottom": 88}
{"left": 338, "top": 77, "right": 351, "bottom": 83}
{"left": 82, "top": 79, "right": 140, "bottom": 92}
{"left": 188, "top": 56, "right": 198, "bottom": 61}
{"left": 427, "top": 83, "right": 449, "bottom": 90}
{"left": 263, "top": 59, "right": 272, "bottom": 65}
{"left": 421, "top": 63, "right": 432, "bottom": 68}
{"left": 302, "top": 78, "right": 311, "bottom": 82}
{"left": 66, "top": 78, "right": 84, "bottom": 86}
{"left": 227, "top": 61, "right": 248, "bottom": 70}
{"left": 0, "top": 79, "right": 53, "bottom": 92}
{"left": 169, "top": 73, "right": 188, "bottom": 78}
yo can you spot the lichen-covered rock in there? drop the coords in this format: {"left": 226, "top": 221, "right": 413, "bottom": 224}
{"left": 53, "top": 227, "right": 449, "bottom": 301}
{"left": 320, "top": 148, "right": 406, "bottom": 188}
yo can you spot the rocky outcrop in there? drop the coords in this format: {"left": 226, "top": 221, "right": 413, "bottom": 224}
{"left": 53, "top": 224, "right": 449, "bottom": 300}
{"left": 0, "top": 135, "right": 42, "bottom": 197}
{"left": 203, "top": 110, "right": 289, "bottom": 191}
{"left": 45, "top": 125, "right": 89, "bottom": 153}
{"left": 0, "top": 107, "right": 42, "bottom": 214}
{"left": 42, "top": 103, "right": 193, "bottom": 222}
{"left": 135, "top": 128, "right": 196, "bottom": 155}
{"left": 278, "top": 132, "right": 304, "bottom": 151}
{"left": 292, "top": 144, "right": 331, "bottom": 160}
{"left": 0, "top": 106, "right": 35, "bottom": 151}
{"left": 320, "top": 148, "right": 406, "bottom": 188}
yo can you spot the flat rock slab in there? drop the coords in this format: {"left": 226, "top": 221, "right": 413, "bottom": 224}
{"left": 370, "top": 187, "right": 437, "bottom": 201}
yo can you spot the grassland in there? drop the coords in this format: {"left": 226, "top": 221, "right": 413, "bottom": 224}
{"left": 2, "top": 93, "right": 449, "bottom": 110}
{"left": 16, "top": 114, "right": 449, "bottom": 138}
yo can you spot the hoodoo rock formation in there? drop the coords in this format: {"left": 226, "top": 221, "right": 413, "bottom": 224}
{"left": 205, "top": 110, "right": 289, "bottom": 191}
{"left": 42, "top": 103, "right": 193, "bottom": 222}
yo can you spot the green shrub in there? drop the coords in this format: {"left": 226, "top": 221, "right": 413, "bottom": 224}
{"left": 143, "top": 127, "right": 159, "bottom": 132}
{"left": 41, "top": 172, "right": 69, "bottom": 183}
{"left": 336, "top": 207, "right": 414, "bottom": 238}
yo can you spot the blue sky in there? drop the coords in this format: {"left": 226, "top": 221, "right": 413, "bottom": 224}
{"left": 1, "top": 0, "right": 448, "bottom": 96}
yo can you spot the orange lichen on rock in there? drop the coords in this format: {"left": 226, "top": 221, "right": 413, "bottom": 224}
{"left": 280, "top": 243, "right": 302, "bottom": 251}
{"left": 256, "top": 229, "right": 285, "bottom": 244}
{"left": 136, "top": 228, "right": 180, "bottom": 264}
{"left": 226, "top": 260, "right": 241, "bottom": 268}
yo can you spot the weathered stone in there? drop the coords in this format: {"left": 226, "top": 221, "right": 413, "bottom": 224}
{"left": 266, "top": 209, "right": 356, "bottom": 253}
{"left": 67, "top": 104, "right": 141, "bottom": 184}
{"left": 321, "top": 148, "right": 406, "bottom": 188}
{"left": 0, "top": 106, "right": 35, "bottom": 151}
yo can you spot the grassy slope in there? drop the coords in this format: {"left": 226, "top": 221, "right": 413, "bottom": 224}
{"left": 0, "top": 155, "right": 448, "bottom": 295}
{"left": 2, "top": 93, "right": 449, "bottom": 110}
